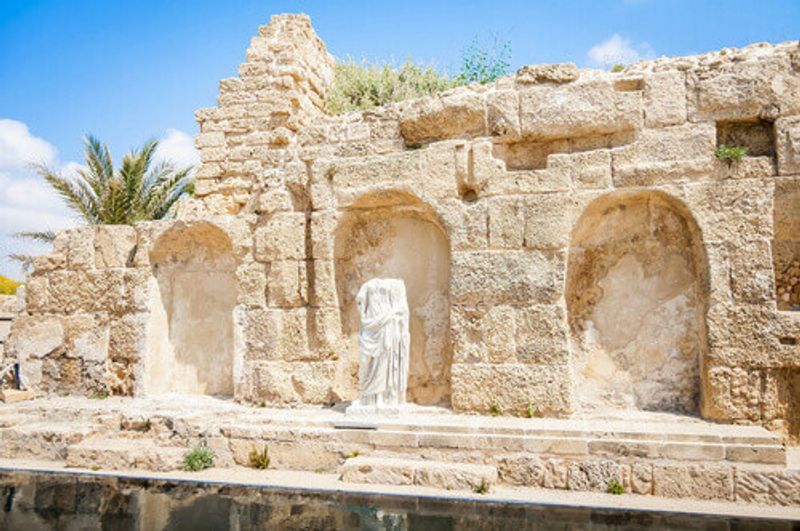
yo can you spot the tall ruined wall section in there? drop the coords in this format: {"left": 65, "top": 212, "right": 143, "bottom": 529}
{"left": 4, "top": 14, "right": 800, "bottom": 442}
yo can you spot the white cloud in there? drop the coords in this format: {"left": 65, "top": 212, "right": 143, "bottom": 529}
{"left": 0, "top": 119, "right": 57, "bottom": 169}
{"left": 154, "top": 128, "right": 199, "bottom": 169}
{"left": 0, "top": 119, "right": 77, "bottom": 279}
{"left": 587, "top": 34, "right": 655, "bottom": 67}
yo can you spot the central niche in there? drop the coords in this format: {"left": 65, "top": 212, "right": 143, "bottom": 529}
{"left": 334, "top": 192, "right": 452, "bottom": 406}
{"left": 566, "top": 191, "right": 709, "bottom": 414}
{"left": 146, "top": 222, "right": 237, "bottom": 396}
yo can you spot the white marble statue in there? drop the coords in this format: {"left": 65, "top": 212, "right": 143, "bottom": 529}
{"left": 347, "top": 278, "right": 410, "bottom": 415}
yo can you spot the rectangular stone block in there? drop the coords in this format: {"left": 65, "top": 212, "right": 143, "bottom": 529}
{"left": 643, "top": 70, "right": 687, "bottom": 127}
{"left": 451, "top": 250, "right": 564, "bottom": 305}
{"left": 267, "top": 260, "right": 307, "bottom": 308}
{"left": 653, "top": 464, "right": 734, "bottom": 501}
{"left": 776, "top": 115, "right": 800, "bottom": 176}
{"left": 684, "top": 178, "right": 773, "bottom": 244}
{"left": 437, "top": 199, "right": 488, "bottom": 251}
{"left": 520, "top": 79, "right": 642, "bottom": 141}
{"left": 398, "top": 88, "right": 485, "bottom": 144}
{"left": 451, "top": 363, "right": 572, "bottom": 416}
{"left": 94, "top": 225, "right": 136, "bottom": 269}
{"left": 612, "top": 123, "right": 716, "bottom": 186}
{"left": 254, "top": 213, "right": 306, "bottom": 261}
{"left": 488, "top": 197, "right": 524, "bottom": 249}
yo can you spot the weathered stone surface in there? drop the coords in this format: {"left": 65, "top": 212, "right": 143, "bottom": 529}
{"left": 776, "top": 115, "right": 800, "bottom": 175}
{"left": 735, "top": 469, "right": 800, "bottom": 506}
{"left": 341, "top": 456, "right": 497, "bottom": 491}
{"left": 643, "top": 70, "right": 687, "bottom": 127}
{"left": 567, "top": 460, "right": 624, "bottom": 492}
{"left": 652, "top": 464, "right": 733, "bottom": 500}
{"left": 398, "top": 88, "right": 485, "bottom": 143}
{"left": 497, "top": 455, "right": 546, "bottom": 486}
{"left": 612, "top": 123, "right": 716, "bottom": 186}
{"left": 516, "top": 63, "right": 579, "bottom": 85}
{"left": 94, "top": 226, "right": 136, "bottom": 269}
{"left": 451, "top": 363, "right": 572, "bottom": 415}
{"left": 520, "top": 78, "right": 641, "bottom": 141}
{"left": 254, "top": 213, "right": 306, "bottom": 261}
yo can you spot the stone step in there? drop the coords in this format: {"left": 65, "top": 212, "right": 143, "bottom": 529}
{"left": 340, "top": 456, "right": 497, "bottom": 492}
{"left": 66, "top": 437, "right": 185, "bottom": 472}
{"left": 0, "top": 421, "right": 96, "bottom": 461}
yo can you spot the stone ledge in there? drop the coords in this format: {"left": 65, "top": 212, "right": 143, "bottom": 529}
{"left": 341, "top": 456, "right": 497, "bottom": 492}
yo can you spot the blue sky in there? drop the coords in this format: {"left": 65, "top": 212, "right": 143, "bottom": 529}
{"left": 0, "top": 0, "right": 798, "bottom": 278}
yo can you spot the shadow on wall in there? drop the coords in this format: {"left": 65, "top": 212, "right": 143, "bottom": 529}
{"left": 334, "top": 191, "right": 452, "bottom": 406}
{"left": 566, "top": 191, "right": 710, "bottom": 414}
{"left": 146, "top": 222, "right": 238, "bottom": 396}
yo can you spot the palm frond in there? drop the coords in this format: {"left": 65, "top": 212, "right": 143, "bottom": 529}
{"left": 7, "top": 253, "right": 37, "bottom": 273}
{"left": 35, "top": 163, "right": 100, "bottom": 223}
{"left": 13, "top": 230, "right": 56, "bottom": 244}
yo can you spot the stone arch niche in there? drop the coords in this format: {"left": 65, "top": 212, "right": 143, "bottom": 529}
{"left": 145, "top": 222, "right": 238, "bottom": 396}
{"left": 334, "top": 191, "right": 452, "bottom": 406}
{"left": 566, "top": 191, "right": 709, "bottom": 414}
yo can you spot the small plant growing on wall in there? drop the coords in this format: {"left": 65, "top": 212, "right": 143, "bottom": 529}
{"left": 248, "top": 446, "right": 270, "bottom": 469}
{"left": 715, "top": 144, "right": 748, "bottom": 164}
{"left": 490, "top": 403, "right": 502, "bottom": 417}
{"left": 525, "top": 403, "right": 539, "bottom": 419}
{"left": 472, "top": 479, "right": 490, "bottom": 494}
{"left": 610, "top": 63, "right": 625, "bottom": 73}
{"left": 342, "top": 450, "right": 361, "bottom": 460}
{"left": 183, "top": 443, "right": 214, "bottom": 472}
{"left": 607, "top": 479, "right": 624, "bottom": 495}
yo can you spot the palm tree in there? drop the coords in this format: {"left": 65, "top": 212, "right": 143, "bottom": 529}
{"left": 8, "top": 135, "right": 194, "bottom": 271}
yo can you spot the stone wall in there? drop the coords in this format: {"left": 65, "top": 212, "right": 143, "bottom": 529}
{"left": 5, "top": 14, "right": 800, "bottom": 441}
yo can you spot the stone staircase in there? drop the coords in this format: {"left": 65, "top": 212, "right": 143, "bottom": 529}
{"left": 0, "top": 396, "right": 797, "bottom": 506}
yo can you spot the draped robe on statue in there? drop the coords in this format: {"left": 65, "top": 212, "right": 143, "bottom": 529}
{"left": 350, "top": 278, "right": 410, "bottom": 411}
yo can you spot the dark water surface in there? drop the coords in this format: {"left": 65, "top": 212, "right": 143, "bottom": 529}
{"left": 0, "top": 471, "right": 797, "bottom": 530}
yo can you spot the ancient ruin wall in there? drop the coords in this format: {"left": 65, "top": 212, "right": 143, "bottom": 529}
{"left": 4, "top": 14, "right": 800, "bottom": 441}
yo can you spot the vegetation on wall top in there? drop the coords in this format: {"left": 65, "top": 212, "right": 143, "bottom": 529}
{"left": 325, "top": 35, "right": 512, "bottom": 114}
{"left": 0, "top": 276, "right": 21, "bottom": 295}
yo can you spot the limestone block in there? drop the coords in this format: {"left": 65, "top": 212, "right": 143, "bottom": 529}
{"left": 704, "top": 365, "right": 762, "bottom": 421}
{"left": 516, "top": 63, "right": 579, "bottom": 85}
{"left": 341, "top": 457, "right": 414, "bottom": 486}
{"left": 121, "top": 268, "right": 152, "bottom": 313}
{"left": 543, "top": 458, "right": 569, "bottom": 489}
{"left": 195, "top": 131, "right": 225, "bottom": 148}
{"left": 728, "top": 239, "right": 776, "bottom": 303}
{"left": 310, "top": 211, "right": 338, "bottom": 259}
{"left": 497, "top": 455, "right": 546, "bottom": 486}
{"left": 5, "top": 315, "right": 64, "bottom": 361}
{"left": 307, "top": 307, "right": 342, "bottom": 358}
{"left": 329, "top": 151, "right": 422, "bottom": 196}
{"left": 256, "top": 189, "right": 293, "bottom": 215}
{"left": 515, "top": 304, "right": 570, "bottom": 365}
{"left": 706, "top": 304, "right": 787, "bottom": 364}
{"left": 236, "top": 262, "right": 267, "bottom": 308}
{"left": 243, "top": 308, "right": 309, "bottom": 361}
{"left": 309, "top": 260, "right": 337, "bottom": 307}
{"left": 254, "top": 213, "right": 306, "bottom": 261}
{"left": 24, "top": 275, "right": 49, "bottom": 312}
{"left": 267, "top": 260, "right": 307, "bottom": 308}
{"left": 567, "top": 460, "right": 624, "bottom": 492}
{"left": 109, "top": 313, "right": 147, "bottom": 362}
{"left": 64, "top": 226, "right": 96, "bottom": 270}
{"left": 643, "top": 70, "right": 687, "bottom": 127}
{"left": 399, "top": 88, "right": 485, "bottom": 144}
{"left": 437, "top": 198, "right": 488, "bottom": 251}
{"left": 63, "top": 314, "right": 109, "bottom": 363}
{"left": 245, "top": 361, "right": 335, "bottom": 403}
{"left": 652, "top": 464, "right": 733, "bottom": 501}
{"left": 486, "top": 90, "right": 520, "bottom": 138}
{"left": 0, "top": 389, "right": 35, "bottom": 403}
{"left": 488, "top": 197, "right": 524, "bottom": 249}
{"left": 94, "top": 226, "right": 136, "bottom": 269}
{"left": 684, "top": 179, "right": 773, "bottom": 244}
{"left": 520, "top": 78, "right": 641, "bottom": 141}
{"left": 735, "top": 469, "right": 800, "bottom": 506}
{"left": 341, "top": 457, "right": 497, "bottom": 492}
{"left": 630, "top": 462, "right": 654, "bottom": 495}
{"left": 688, "top": 56, "right": 800, "bottom": 122}
{"left": 419, "top": 142, "right": 461, "bottom": 200}
{"left": 523, "top": 192, "right": 590, "bottom": 250}
{"left": 451, "top": 250, "right": 564, "bottom": 305}
{"left": 451, "top": 363, "right": 572, "bottom": 415}
{"left": 776, "top": 115, "right": 800, "bottom": 175}
{"left": 549, "top": 149, "right": 612, "bottom": 190}
{"left": 612, "top": 123, "right": 716, "bottom": 186}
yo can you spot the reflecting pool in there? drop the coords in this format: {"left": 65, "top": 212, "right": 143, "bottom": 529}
{"left": 0, "top": 471, "right": 796, "bottom": 530}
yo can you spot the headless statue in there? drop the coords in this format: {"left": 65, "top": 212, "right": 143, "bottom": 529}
{"left": 348, "top": 278, "right": 410, "bottom": 414}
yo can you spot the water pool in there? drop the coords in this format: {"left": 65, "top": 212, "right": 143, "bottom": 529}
{"left": 0, "top": 471, "right": 796, "bottom": 530}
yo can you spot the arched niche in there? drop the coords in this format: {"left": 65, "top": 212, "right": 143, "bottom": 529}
{"left": 334, "top": 191, "right": 452, "bottom": 406}
{"left": 566, "top": 191, "right": 709, "bottom": 414}
{"left": 146, "top": 222, "right": 237, "bottom": 396}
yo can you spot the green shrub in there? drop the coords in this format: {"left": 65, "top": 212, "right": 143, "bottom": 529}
{"left": 324, "top": 59, "right": 458, "bottom": 115}
{"left": 248, "top": 446, "right": 270, "bottom": 469}
{"left": 489, "top": 403, "right": 502, "bottom": 417}
{"left": 458, "top": 35, "right": 512, "bottom": 85}
{"left": 0, "top": 276, "right": 21, "bottom": 295}
{"left": 610, "top": 63, "right": 625, "bottom": 73}
{"left": 183, "top": 444, "right": 214, "bottom": 472}
{"left": 525, "top": 403, "right": 539, "bottom": 419}
{"left": 715, "top": 144, "right": 748, "bottom": 163}
{"left": 607, "top": 479, "right": 624, "bottom": 495}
